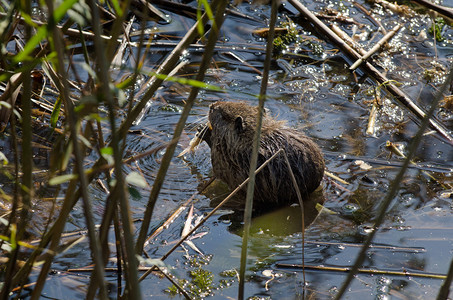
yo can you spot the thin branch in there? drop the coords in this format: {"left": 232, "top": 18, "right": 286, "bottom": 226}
{"left": 86, "top": 0, "right": 140, "bottom": 297}
{"left": 334, "top": 65, "right": 453, "bottom": 300}
{"left": 239, "top": 0, "right": 278, "bottom": 298}
{"left": 350, "top": 23, "right": 403, "bottom": 70}
{"left": 30, "top": 7, "right": 108, "bottom": 297}
{"left": 411, "top": 0, "right": 453, "bottom": 19}
{"left": 138, "top": 149, "right": 286, "bottom": 282}
{"left": 436, "top": 253, "right": 453, "bottom": 299}
{"left": 134, "top": 0, "right": 227, "bottom": 255}
{"left": 276, "top": 263, "right": 448, "bottom": 279}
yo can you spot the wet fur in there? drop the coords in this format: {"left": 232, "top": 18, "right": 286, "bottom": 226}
{"left": 203, "top": 101, "right": 325, "bottom": 208}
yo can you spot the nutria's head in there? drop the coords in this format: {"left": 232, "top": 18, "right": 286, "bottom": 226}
{"left": 201, "top": 101, "right": 284, "bottom": 148}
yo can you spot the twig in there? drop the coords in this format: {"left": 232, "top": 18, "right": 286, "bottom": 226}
{"left": 352, "top": 1, "right": 386, "bottom": 33}
{"left": 386, "top": 141, "right": 452, "bottom": 189}
{"left": 138, "top": 149, "right": 286, "bottom": 282}
{"left": 130, "top": 41, "right": 268, "bottom": 55}
{"left": 134, "top": 0, "right": 169, "bottom": 22}
{"left": 239, "top": 0, "right": 278, "bottom": 298}
{"left": 143, "top": 177, "right": 215, "bottom": 247}
{"left": 0, "top": 73, "right": 22, "bottom": 132}
{"left": 323, "top": 151, "right": 453, "bottom": 173}
{"left": 304, "top": 240, "right": 426, "bottom": 252}
{"left": 366, "top": 90, "right": 381, "bottom": 136}
{"left": 282, "top": 150, "right": 306, "bottom": 284}
{"left": 288, "top": 0, "right": 453, "bottom": 145}
{"left": 223, "top": 52, "right": 263, "bottom": 75}
{"left": 350, "top": 24, "right": 403, "bottom": 70}
{"left": 134, "top": 0, "right": 228, "bottom": 254}
{"left": 374, "top": 0, "right": 415, "bottom": 17}
{"left": 156, "top": 266, "right": 193, "bottom": 300}
{"left": 276, "top": 263, "right": 447, "bottom": 279}
{"left": 324, "top": 171, "right": 350, "bottom": 186}
{"left": 86, "top": 0, "right": 140, "bottom": 297}
{"left": 149, "top": 0, "right": 264, "bottom": 24}
{"left": 330, "top": 24, "right": 363, "bottom": 54}
{"left": 411, "top": 0, "right": 453, "bottom": 20}
{"left": 0, "top": 11, "right": 114, "bottom": 42}
{"left": 111, "top": 16, "right": 135, "bottom": 68}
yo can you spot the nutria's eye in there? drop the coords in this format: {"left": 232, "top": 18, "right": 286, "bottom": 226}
{"left": 234, "top": 116, "right": 244, "bottom": 134}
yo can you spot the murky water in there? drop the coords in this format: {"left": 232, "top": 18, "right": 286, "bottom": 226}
{"left": 4, "top": 0, "right": 453, "bottom": 298}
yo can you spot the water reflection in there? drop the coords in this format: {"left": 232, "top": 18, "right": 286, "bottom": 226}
{"left": 208, "top": 188, "right": 325, "bottom": 236}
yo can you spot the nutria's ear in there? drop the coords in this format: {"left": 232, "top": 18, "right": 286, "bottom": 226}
{"left": 234, "top": 116, "right": 245, "bottom": 134}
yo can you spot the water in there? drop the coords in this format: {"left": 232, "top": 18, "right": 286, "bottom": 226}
{"left": 4, "top": 0, "right": 453, "bottom": 298}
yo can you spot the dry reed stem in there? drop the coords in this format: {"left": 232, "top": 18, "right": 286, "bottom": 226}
{"left": 386, "top": 141, "right": 453, "bottom": 190}
{"left": 324, "top": 171, "right": 350, "bottom": 186}
{"left": 148, "top": 0, "right": 263, "bottom": 23}
{"left": 410, "top": 0, "right": 453, "bottom": 19}
{"left": 350, "top": 23, "right": 404, "bottom": 70}
{"left": 0, "top": 73, "right": 22, "bottom": 132}
{"left": 155, "top": 265, "right": 193, "bottom": 300}
{"left": 116, "top": 6, "right": 214, "bottom": 143}
{"left": 281, "top": 150, "right": 306, "bottom": 284}
{"left": 238, "top": 0, "right": 278, "bottom": 298}
{"left": 276, "top": 263, "right": 448, "bottom": 279}
{"left": 86, "top": 0, "right": 141, "bottom": 297}
{"left": 31, "top": 10, "right": 108, "bottom": 296}
{"left": 143, "top": 177, "right": 215, "bottom": 248}
{"left": 135, "top": 0, "right": 226, "bottom": 254}
{"left": 351, "top": 1, "right": 386, "bottom": 32}
{"left": 366, "top": 98, "right": 379, "bottom": 136}
{"left": 1, "top": 2, "right": 33, "bottom": 296}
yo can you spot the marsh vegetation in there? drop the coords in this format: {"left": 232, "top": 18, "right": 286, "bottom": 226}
{"left": 0, "top": 0, "right": 452, "bottom": 298}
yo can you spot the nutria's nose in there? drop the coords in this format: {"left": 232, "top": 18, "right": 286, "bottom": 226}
{"left": 196, "top": 121, "right": 212, "bottom": 147}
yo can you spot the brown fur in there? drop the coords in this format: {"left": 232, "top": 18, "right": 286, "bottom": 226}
{"left": 202, "top": 101, "right": 325, "bottom": 209}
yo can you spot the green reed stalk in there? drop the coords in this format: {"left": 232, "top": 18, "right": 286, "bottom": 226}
{"left": 335, "top": 67, "right": 453, "bottom": 300}
{"left": 134, "top": 0, "right": 225, "bottom": 254}
{"left": 84, "top": 0, "right": 133, "bottom": 298}
{"left": 0, "top": 77, "right": 22, "bottom": 300}
{"left": 85, "top": 0, "right": 141, "bottom": 298}
{"left": 238, "top": 0, "right": 278, "bottom": 299}
{"left": 30, "top": 0, "right": 108, "bottom": 295}
{"left": 435, "top": 69, "right": 453, "bottom": 300}
{"left": 437, "top": 253, "right": 453, "bottom": 299}
{"left": 0, "top": 1, "right": 32, "bottom": 298}
{"left": 117, "top": 3, "right": 216, "bottom": 143}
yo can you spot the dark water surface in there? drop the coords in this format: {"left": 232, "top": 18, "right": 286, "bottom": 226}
{"left": 13, "top": 0, "right": 453, "bottom": 298}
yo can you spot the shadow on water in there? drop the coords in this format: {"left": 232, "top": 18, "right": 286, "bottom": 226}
{"left": 209, "top": 187, "right": 325, "bottom": 236}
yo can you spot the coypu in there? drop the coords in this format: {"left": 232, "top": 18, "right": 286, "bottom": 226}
{"left": 184, "top": 101, "right": 325, "bottom": 210}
